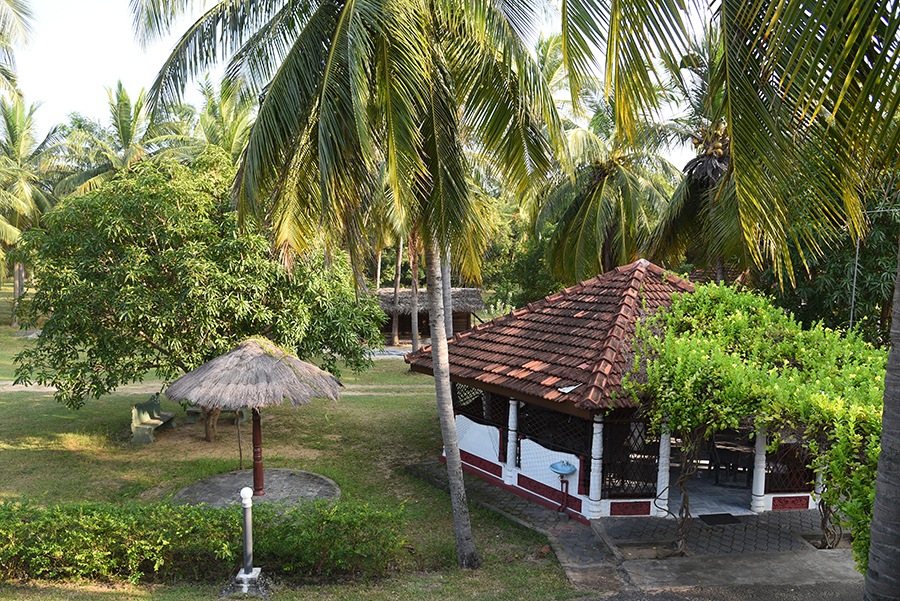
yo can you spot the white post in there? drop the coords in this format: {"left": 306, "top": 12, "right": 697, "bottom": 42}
{"left": 587, "top": 414, "right": 604, "bottom": 518}
{"left": 234, "top": 487, "right": 262, "bottom": 593}
{"left": 504, "top": 399, "right": 518, "bottom": 485}
{"left": 655, "top": 423, "right": 671, "bottom": 517}
{"left": 751, "top": 423, "right": 767, "bottom": 513}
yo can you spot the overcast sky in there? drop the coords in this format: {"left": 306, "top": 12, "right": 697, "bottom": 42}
{"left": 16, "top": 0, "right": 202, "bottom": 135}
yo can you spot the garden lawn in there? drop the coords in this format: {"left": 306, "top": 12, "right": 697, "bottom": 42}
{"left": 0, "top": 327, "right": 583, "bottom": 600}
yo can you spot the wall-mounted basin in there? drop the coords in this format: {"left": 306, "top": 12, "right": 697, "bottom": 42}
{"left": 549, "top": 460, "right": 576, "bottom": 476}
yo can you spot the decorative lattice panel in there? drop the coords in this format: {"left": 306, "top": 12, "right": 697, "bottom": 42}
{"left": 602, "top": 411, "right": 659, "bottom": 499}
{"left": 516, "top": 403, "right": 592, "bottom": 494}
{"left": 451, "top": 384, "right": 509, "bottom": 429}
{"left": 766, "top": 443, "right": 814, "bottom": 493}
{"left": 517, "top": 403, "right": 592, "bottom": 456}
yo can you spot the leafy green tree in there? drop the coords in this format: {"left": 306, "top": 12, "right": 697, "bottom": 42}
{"left": 535, "top": 98, "right": 679, "bottom": 282}
{"left": 14, "top": 151, "right": 383, "bottom": 410}
{"left": 629, "top": 284, "right": 885, "bottom": 565}
{"left": 758, "top": 175, "right": 900, "bottom": 347}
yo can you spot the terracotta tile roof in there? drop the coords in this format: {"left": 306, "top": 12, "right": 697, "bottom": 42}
{"left": 405, "top": 259, "right": 694, "bottom": 411}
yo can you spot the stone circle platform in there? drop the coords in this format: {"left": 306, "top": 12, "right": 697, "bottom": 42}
{"left": 173, "top": 468, "right": 340, "bottom": 509}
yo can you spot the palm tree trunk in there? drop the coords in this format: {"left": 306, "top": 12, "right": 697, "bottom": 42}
{"left": 425, "top": 241, "right": 481, "bottom": 569}
{"left": 441, "top": 251, "right": 453, "bottom": 338}
{"left": 715, "top": 256, "right": 725, "bottom": 284}
{"left": 409, "top": 234, "right": 420, "bottom": 352}
{"left": 864, "top": 243, "right": 900, "bottom": 600}
{"left": 374, "top": 249, "right": 382, "bottom": 289}
{"left": 10, "top": 262, "right": 24, "bottom": 328}
{"left": 391, "top": 239, "right": 403, "bottom": 346}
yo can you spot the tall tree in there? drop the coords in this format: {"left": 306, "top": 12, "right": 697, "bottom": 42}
{"left": 0, "top": 0, "right": 32, "bottom": 95}
{"left": 534, "top": 98, "right": 679, "bottom": 283}
{"left": 55, "top": 82, "right": 189, "bottom": 195}
{"left": 0, "top": 96, "right": 61, "bottom": 325}
{"left": 133, "top": 0, "right": 561, "bottom": 569}
{"left": 648, "top": 25, "right": 738, "bottom": 282}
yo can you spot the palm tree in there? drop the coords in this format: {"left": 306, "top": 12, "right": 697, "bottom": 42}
{"left": 195, "top": 75, "right": 254, "bottom": 164}
{"left": 534, "top": 98, "right": 679, "bottom": 283}
{"left": 55, "top": 82, "right": 189, "bottom": 195}
{"left": 648, "top": 25, "right": 740, "bottom": 282}
{"left": 133, "top": 0, "right": 562, "bottom": 569}
{"left": 0, "top": 0, "right": 32, "bottom": 95}
{"left": 0, "top": 96, "right": 61, "bottom": 324}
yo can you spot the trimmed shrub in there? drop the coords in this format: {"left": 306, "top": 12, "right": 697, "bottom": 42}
{"left": 0, "top": 499, "right": 402, "bottom": 583}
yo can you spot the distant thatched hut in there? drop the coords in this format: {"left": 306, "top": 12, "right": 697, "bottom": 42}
{"left": 373, "top": 287, "right": 484, "bottom": 339}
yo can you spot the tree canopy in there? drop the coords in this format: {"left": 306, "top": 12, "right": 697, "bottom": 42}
{"left": 13, "top": 150, "right": 384, "bottom": 408}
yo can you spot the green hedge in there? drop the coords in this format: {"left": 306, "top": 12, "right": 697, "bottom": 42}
{"left": 0, "top": 499, "right": 402, "bottom": 583}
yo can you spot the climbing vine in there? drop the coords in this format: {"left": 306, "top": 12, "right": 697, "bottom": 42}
{"left": 627, "top": 284, "right": 885, "bottom": 571}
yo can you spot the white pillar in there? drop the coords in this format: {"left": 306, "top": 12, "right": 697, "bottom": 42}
{"left": 814, "top": 469, "right": 824, "bottom": 498}
{"left": 587, "top": 415, "right": 604, "bottom": 518}
{"left": 655, "top": 424, "right": 671, "bottom": 517}
{"left": 751, "top": 423, "right": 767, "bottom": 513}
{"left": 504, "top": 399, "right": 518, "bottom": 485}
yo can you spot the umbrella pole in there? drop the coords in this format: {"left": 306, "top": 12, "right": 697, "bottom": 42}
{"left": 252, "top": 408, "right": 265, "bottom": 496}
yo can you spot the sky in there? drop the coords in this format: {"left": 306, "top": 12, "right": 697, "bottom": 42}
{"left": 16, "top": 0, "right": 203, "bottom": 136}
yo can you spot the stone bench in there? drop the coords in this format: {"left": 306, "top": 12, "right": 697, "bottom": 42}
{"left": 131, "top": 394, "right": 177, "bottom": 443}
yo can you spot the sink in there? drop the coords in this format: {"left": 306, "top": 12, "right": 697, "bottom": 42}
{"left": 549, "top": 460, "right": 577, "bottom": 476}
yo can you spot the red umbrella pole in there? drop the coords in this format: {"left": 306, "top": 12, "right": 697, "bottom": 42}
{"left": 252, "top": 408, "right": 266, "bottom": 496}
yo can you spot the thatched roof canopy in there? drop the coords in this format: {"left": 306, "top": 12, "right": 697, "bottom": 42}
{"left": 164, "top": 338, "right": 341, "bottom": 411}
{"left": 374, "top": 287, "right": 484, "bottom": 315}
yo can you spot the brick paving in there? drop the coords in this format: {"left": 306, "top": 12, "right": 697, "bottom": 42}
{"left": 408, "top": 461, "right": 825, "bottom": 564}
{"left": 594, "top": 505, "right": 822, "bottom": 557}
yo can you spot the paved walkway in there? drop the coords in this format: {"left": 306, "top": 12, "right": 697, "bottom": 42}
{"left": 407, "top": 461, "right": 863, "bottom": 593}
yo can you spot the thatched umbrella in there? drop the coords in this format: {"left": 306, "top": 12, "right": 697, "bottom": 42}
{"left": 165, "top": 338, "right": 341, "bottom": 496}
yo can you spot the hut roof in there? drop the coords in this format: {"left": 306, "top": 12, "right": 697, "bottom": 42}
{"left": 405, "top": 260, "right": 694, "bottom": 412}
{"left": 164, "top": 338, "right": 341, "bottom": 411}
{"left": 374, "top": 287, "right": 484, "bottom": 315}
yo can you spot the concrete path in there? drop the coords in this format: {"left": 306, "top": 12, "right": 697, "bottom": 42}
{"left": 407, "top": 461, "right": 864, "bottom": 594}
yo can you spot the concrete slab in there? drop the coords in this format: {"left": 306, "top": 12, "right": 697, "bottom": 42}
{"left": 623, "top": 549, "right": 864, "bottom": 591}
{"left": 173, "top": 468, "right": 340, "bottom": 509}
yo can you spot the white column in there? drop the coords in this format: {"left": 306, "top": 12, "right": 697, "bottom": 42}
{"left": 814, "top": 470, "right": 824, "bottom": 498}
{"left": 504, "top": 399, "right": 518, "bottom": 485}
{"left": 587, "top": 414, "right": 604, "bottom": 518}
{"left": 655, "top": 423, "right": 671, "bottom": 517}
{"left": 751, "top": 423, "right": 767, "bottom": 513}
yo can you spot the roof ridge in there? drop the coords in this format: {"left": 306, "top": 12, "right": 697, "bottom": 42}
{"left": 580, "top": 261, "right": 649, "bottom": 405}
{"left": 643, "top": 262, "right": 695, "bottom": 293}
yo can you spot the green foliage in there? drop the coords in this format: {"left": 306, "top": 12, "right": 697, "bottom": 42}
{"left": 482, "top": 216, "right": 565, "bottom": 309}
{"left": 629, "top": 284, "right": 885, "bottom": 571}
{"left": 254, "top": 500, "right": 404, "bottom": 579}
{"left": 758, "top": 176, "right": 900, "bottom": 348}
{"left": 0, "top": 499, "right": 402, "bottom": 584}
{"left": 13, "top": 152, "right": 384, "bottom": 407}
